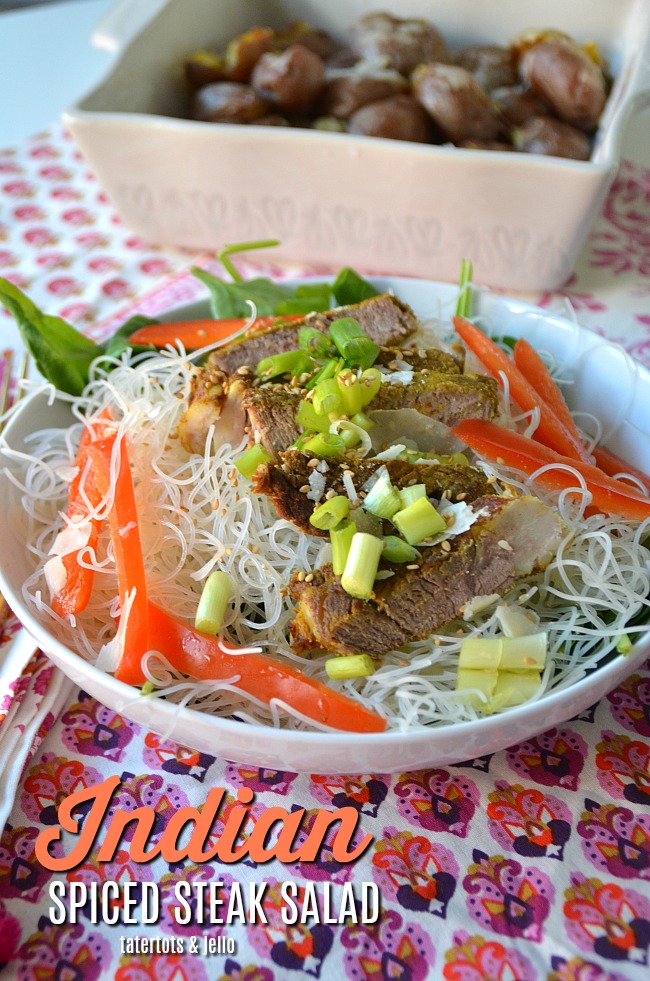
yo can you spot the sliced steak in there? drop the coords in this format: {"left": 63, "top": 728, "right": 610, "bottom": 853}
{"left": 373, "top": 371, "right": 498, "bottom": 426}
{"left": 210, "top": 293, "right": 420, "bottom": 375}
{"left": 289, "top": 494, "right": 563, "bottom": 655}
{"left": 241, "top": 383, "right": 302, "bottom": 459}
{"left": 376, "top": 346, "right": 461, "bottom": 374}
{"left": 253, "top": 450, "right": 492, "bottom": 535}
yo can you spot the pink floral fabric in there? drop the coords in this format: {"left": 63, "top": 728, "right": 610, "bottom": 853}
{"left": 0, "top": 126, "right": 649, "bottom": 979}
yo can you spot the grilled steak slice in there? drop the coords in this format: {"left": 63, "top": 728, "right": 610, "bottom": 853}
{"left": 241, "top": 383, "right": 302, "bottom": 458}
{"left": 210, "top": 293, "right": 420, "bottom": 375}
{"left": 253, "top": 450, "right": 492, "bottom": 535}
{"left": 289, "top": 495, "right": 563, "bottom": 655}
{"left": 376, "top": 346, "right": 461, "bottom": 374}
{"left": 372, "top": 371, "right": 498, "bottom": 426}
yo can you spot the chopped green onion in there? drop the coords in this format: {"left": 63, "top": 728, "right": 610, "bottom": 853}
{"left": 363, "top": 469, "right": 401, "bottom": 519}
{"left": 500, "top": 634, "right": 547, "bottom": 671}
{"left": 331, "top": 519, "right": 356, "bottom": 575}
{"left": 456, "top": 667, "right": 498, "bottom": 708}
{"left": 331, "top": 267, "right": 379, "bottom": 306}
{"left": 295, "top": 399, "right": 331, "bottom": 433}
{"left": 310, "top": 495, "right": 350, "bottom": 530}
{"left": 291, "top": 430, "right": 315, "bottom": 451}
{"left": 382, "top": 536, "right": 421, "bottom": 564}
{"left": 486, "top": 671, "right": 541, "bottom": 711}
{"left": 341, "top": 532, "right": 384, "bottom": 600}
{"left": 140, "top": 681, "right": 156, "bottom": 696}
{"left": 455, "top": 258, "right": 473, "bottom": 319}
{"left": 392, "top": 497, "right": 446, "bottom": 545}
{"left": 398, "top": 483, "right": 427, "bottom": 509}
{"left": 459, "top": 634, "right": 547, "bottom": 672}
{"left": 298, "top": 325, "right": 331, "bottom": 357}
{"left": 338, "top": 425, "right": 361, "bottom": 449}
{"left": 195, "top": 570, "right": 233, "bottom": 634}
{"left": 235, "top": 443, "right": 272, "bottom": 478}
{"left": 449, "top": 452, "right": 470, "bottom": 466}
{"left": 305, "top": 357, "right": 341, "bottom": 390}
{"left": 342, "top": 336, "right": 380, "bottom": 370}
{"left": 616, "top": 634, "right": 633, "bottom": 655}
{"left": 350, "top": 411, "right": 375, "bottom": 431}
{"left": 325, "top": 654, "right": 375, "bottom": 680}
{"left": 256, "top": 349, "right": 310, "bottom": 378}
{"left": 313, "top": 377, "right": 342, "bottom": 416}
{"left": 329, "top": 317, "right": 379, "bottom": 369}
{"left": 458, "top": 637, "right": 502, "bottom": 672}
{"left": 336, "top": 370, "right": 364, "bottom": 415}
{"left": 303, "top": 432, "right": 346, "bottom": 458}
{"left": 358, "top": 368, "right": 382, "bottom": 405}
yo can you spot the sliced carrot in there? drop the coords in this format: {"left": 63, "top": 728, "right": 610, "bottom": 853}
{"left": 453, "top": 317, "right": 591, "bottom": 464}
{"left": 513, "top": 338, "right": 586, "bottom": 446}
{"left": 50, "top": 408, "right": 114, "bottom": 617}
{"left": 452, "top": 418, "right": 650, "bottom": 522}
{"left": 88, "top": 432, "right": 150, "bottom": 686}
{"left": 128, "top": 314, "right": 302, "bottom": 351}
{"left": 592, "top": 445, "right": 650, "bottom": 495}
{"left": 146, "top": 601, "right": 387, "bottom": 734}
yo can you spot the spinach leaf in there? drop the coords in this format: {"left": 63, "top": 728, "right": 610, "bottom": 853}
{"left": 0, "top": 277, "right": 101, "bottom": 396}
{"left": 191, "top": 267, "right": 293, "bottom": 318}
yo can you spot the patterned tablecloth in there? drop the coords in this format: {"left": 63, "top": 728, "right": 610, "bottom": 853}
{"left": 0, "top": 126, "right": 649, "bottom": 981}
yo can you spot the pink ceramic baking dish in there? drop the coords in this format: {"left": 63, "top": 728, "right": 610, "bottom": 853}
{"left": 64, "top": 0, "right": 650, "bottom": 290}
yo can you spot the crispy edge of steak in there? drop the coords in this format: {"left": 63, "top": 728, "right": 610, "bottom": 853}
{"left": 288, "top": 494, "right": 563, "bottom": 655}
{"left": 210, "top": 293, "right": 420, "bottom": 374}
{"left": 373, "top": 371, "right": 498, "bottom": 425}
{"left": 252, "top": 451, "right": 492, "bottom": 536}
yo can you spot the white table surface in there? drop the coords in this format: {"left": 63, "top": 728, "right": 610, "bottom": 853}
{"left": 0, "top": 0, "right": 649, "bottom": 163}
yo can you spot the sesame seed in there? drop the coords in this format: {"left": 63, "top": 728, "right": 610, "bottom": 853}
{"left": 406, "top": 563, "right": 419, "bottom": 570}
{"left": 236, "top": 365, "right": 251, "bottom": 375}
{"left": 299, "top": 484, "right": 310, "bottom": 493}
{"left": 456, "top": 492, "right": 467, "bottom": 501}
{"left": 325, "top": 489, "right": 337, "bottom": 500}
{"left": 225, "top": 548, "right": 232, "bottom": 556}
{"left": 250, "top": 545, "right": 259, "bottom": 553}
{"left": 441, "top": 540, "right": 452, "bottom": 552}
{"left": 307, "top": 458, "right": 320, "bottom": 468}
{"left": 305, "top": 573, "right": 314, "bottom": 583}
{"left": 498, "top": 539, "right": 513, "bottom": 551}
{"left": 487, "top": 475, "right": 497, "bottom": 485}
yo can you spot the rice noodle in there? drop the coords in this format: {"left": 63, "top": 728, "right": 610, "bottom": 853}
{"left": 4, "top": 341, "right": 650, "bottom": 733}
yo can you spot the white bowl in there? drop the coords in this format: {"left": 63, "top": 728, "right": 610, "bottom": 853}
{"left": 63, "top": 0, "right": 650, "bottom": 292}
{"left": 1, "top": 277, "right": 648, "bottom": 773}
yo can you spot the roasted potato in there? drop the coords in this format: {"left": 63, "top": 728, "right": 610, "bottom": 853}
{"left": 251, "top": 44, "right": 325, "bottom": 113}
{"left": 412, "top": 63, "right": 500, "bottom": 143}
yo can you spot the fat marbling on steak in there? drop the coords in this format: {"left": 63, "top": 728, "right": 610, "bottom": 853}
{"left": 289, "top": 494, "right": 563, "bottom": 656}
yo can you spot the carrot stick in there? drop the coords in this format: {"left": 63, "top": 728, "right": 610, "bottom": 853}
{"left": 452, "top": 418, "right": 650, "bottom": 522}
{"left": 146, "top": 602, "right": 387, "bottom": 734}
{"left": 128, "top": 314, "right": 302, "bottom": 351}
{"left": 453, "top": 317, "right": 591, "bottom": 464}
{"left": 50, "top": 409, "right": 113, "bottom": 617}
{"left": 512, "top": 338, "right": 585, "bottom": 445}
{"left": 592, "top": 445, "right": 650, "bottom": 495}
{"left": 88, "top": 432, "right": 150, "bottom": 685}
